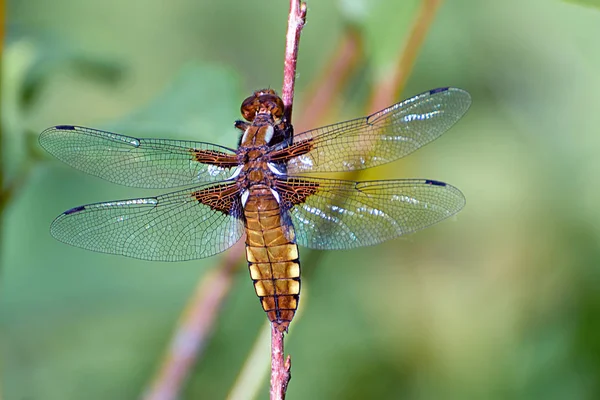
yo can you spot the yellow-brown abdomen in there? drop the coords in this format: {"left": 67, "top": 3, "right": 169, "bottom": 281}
{"left": 244, "top": 188, "right": 300, "bottom": 332}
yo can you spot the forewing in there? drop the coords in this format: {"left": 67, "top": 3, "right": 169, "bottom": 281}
{"left": 276, "top": 177, "right": 465, "bottom": 250}
{"left": 40, "top": 125, "right": 239, "bottom": 188}
{"left": 50, "top": 182, "right": 244, "bottom": 261}
{"left": 281, "top": 88, "right": 470, "bottom": 173}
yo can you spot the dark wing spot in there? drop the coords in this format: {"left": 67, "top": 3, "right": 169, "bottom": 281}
{"left": 64, "top": 205, "right": 86, "bottom": 215}
{"left": 55, "top": 125, "right": 76, "bottom": 130}
{"left": 425, "top": 179, "right": 446, "bottom": 187}
{"left": 429, "top": 87, "right": 449, "bottom": 95}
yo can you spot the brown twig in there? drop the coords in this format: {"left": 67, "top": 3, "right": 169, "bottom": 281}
{"left": 281, "top": 0, "right": 307, "bottom": 124}
{"left": 369, "top": 0, "right": 444, "bottom": 112}
{"left": 269, "top": 1, "right": 307, "bottom": 398}
{"left": 270, "top": 325, "right": 291, "bottom": 400}
{"left": 143, "top": 241, "right": 244, "bottom": 400}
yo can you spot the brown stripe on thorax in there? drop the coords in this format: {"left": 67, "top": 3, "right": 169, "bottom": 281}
{"left": 244, "top": 186, "right": 300, "bottom": 332}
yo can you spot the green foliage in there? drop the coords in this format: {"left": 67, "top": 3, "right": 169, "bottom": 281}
{"left": 564, "top": 0, "right": 600, "bottom": 10}
{"left": 1, "top": 32, "right": 124, "bottom": 186}
{"left": 104, "top": 64, "right": 241, "bottom": 146}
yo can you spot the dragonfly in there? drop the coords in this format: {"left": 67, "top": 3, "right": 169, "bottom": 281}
{"left": 40, "top": 87, "right": 470, "bottom": 332}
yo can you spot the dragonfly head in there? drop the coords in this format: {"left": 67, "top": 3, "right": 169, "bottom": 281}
{"left": 240, "top": 89, "right": 284, "bottom": 122}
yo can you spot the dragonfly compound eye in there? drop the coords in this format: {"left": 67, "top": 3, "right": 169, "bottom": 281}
{"left": 240, "top": 90, "right": 284, "bottom": 122}
{"left": 257, "top": 94, "right": 284, "bottom": 120}
{"left": 240, "top": 95, "right": 259, "bottom": 122}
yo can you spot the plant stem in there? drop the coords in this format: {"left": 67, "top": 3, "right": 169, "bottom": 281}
{"left": 281, "top": 0, "right": 307, "bottom": 124}
{"left": 270, "top": 325, "right": 291, "bottom": 400}
{"left": 268, "top": 2, "right": 307, "bottom": 399}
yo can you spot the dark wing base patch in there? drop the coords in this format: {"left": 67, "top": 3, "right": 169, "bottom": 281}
{"left": 192, "top": 149, "right": 240, "bottom": 167}
{"left": 275, "top": 178, "right": 320, "bottom": 208}
{"left": 192, "top": 182, "right": 242, "bottom": 216}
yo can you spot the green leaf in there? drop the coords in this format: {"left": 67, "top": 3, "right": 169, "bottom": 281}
{"left": 103, "top": 64, "right": 242, "bottom": 148}
{"left": 5, "top": 28, "right": 124, "bottom": 111}
{"left": 1, "top": 31, "right": 125, "bottom": 190}
{"left": 2, "top": 38, "right": 38, "bottom": 188}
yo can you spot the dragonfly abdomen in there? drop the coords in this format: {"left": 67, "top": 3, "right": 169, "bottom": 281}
{"left": 244, "top": 188, "right": 300, "bottom": 332}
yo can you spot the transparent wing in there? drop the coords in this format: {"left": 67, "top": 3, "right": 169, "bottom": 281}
{"left": 276, "top": 177, "right": 465, "bottom": 250}
{"left": 280, "top": 88, "right": 470, "bottom": 173}
{"left": 40, "top": 125, "right": 239, "bottom": 189}
{"left": 50, "top": 182, "right": 244, "bottom": 261}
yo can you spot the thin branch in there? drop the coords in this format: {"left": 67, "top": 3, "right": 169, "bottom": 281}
{"left": 369, "top": 0, "right": 444, "bottom": 112}
{"left": 270, "top": 1, "right": 307, "bottom": 398}
{"left": 281, "top": 0, "right": 307, "bottom": 123}
{"left": 270, "top": 326, "right": 291, "bottom": 400}
{"left": 143, "top": 241, "right": 244, "bottom": 400}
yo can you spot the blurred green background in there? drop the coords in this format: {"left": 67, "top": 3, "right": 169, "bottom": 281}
{"left": 3, "top": 0, "right": 600, "bottom": 399}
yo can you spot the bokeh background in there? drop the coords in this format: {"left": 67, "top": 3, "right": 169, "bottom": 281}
{"left": 3, "top": 0, "right": 600, "bottom": 399}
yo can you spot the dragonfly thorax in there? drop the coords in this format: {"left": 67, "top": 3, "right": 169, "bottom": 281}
{"left": 237, "top": 155, "right": 278, "bottom": 188}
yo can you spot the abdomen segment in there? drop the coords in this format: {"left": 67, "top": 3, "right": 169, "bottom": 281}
{"left": 244, "top": 190, "right": 300, "bottom": 332}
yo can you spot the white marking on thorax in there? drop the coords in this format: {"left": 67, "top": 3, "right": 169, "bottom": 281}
{"left": 229, "top": 166, "right": 242, "bottom": 179}
{"left": 264, "top": 126, "right": 274, "bottom": 144}
{"left": 267, "top": 162, "right": 284, "bottom": 175}
{"left": 270, "top": 188, "right": 281, "bottom": 204}
{"left": 241, "top": 127, "right": 251, "bottom": 145}
{"left": 241, "top": 190, "right": 250, "bottom": 207}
